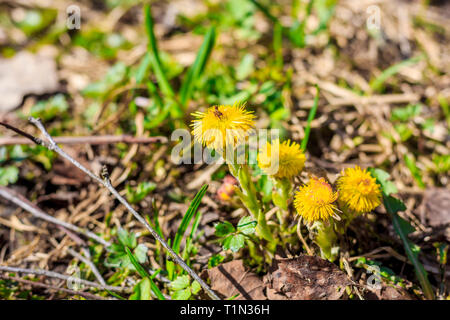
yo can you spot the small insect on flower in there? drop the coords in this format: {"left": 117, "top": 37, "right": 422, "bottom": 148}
{"left": 294, "top": 177, "right": 339, "bottom": 223}
{"left": 257, "top": 139, "right": 306, "bottom": 178}
{"left": 191, "top": 102, "right": 255, "bottom": 152}
{"left": 336, "top": 166, "right": 382, "bottom": 214}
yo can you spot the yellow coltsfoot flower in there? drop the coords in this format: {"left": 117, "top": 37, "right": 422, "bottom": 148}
{"left": 191, "top": 102, "right": 255, "bottom": 152}
{"left": 257, "top": 139, "right": 306, "bottom": 178}
{"left": 294, "top": 177, "right": 339, "bottom": 223}
{"left": 336, "top": 166, "right": 382, "bottom": 214}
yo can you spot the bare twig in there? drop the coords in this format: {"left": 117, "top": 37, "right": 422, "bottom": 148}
{"left": 296, "top": 219, "right": 313, "bottom": 256}
{"left": 0, "top": 266, "right": 130, "bottom": 293}
{"left": 0, "top": 274, "right": 110, "bottom": 300}
{"left": 0, "top": 186, "right": 111, "bottom": 248}
{"left": 0, "top": 121, "right": 44, "bottom": 145}
{"left": 67, "top": 248, "right": 106, "bottom": 286}
{"left": 1, "top": 117, "right": 220, "bottom": 300}
{"left": 0, "top": 135, "right": 168, "bottom": 146}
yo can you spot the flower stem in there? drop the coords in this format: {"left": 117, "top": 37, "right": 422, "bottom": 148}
{"left": 228, "top": 163, "right": 274, "bottom": 242}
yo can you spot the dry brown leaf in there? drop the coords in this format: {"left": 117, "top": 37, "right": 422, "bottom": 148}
{"left": 419, "top": 188, "right": 450, "bottom": 228}
{"left": 0, "top": 51, "right": 59, "bottom": 112}
{"left": 364, "top": 285, "right": 415, "bottom": 300}
{"left": 264, "top": 255, "right": 351, "bottom": 300}
{"left": 207, "top": 260, "right": 266, "bottom": 300}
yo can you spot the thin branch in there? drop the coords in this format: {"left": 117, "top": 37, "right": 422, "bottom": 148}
{"left": 2, "top": 117, "right": 219, "bottom": 300}
{"left": 0, "top": 121, "right": 45, "bottom": 145}
{"left": 0, "top": 186, "right": 111, "bottom": 248}
{"left": 297, "top": 218, "right": 313, "bottom": 256}
{"left": 0, "top": 274, "right": 110, "bottom": 300}
{"left": 0, "top": 266, "right": 131, "bottom": 293}
{"left": 0, "top": 135, "right": 168, "bottom": 146}
{"left": 67, "top": 248, "right": 106, "bottom": 286}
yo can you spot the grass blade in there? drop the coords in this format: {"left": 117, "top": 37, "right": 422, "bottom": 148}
{"left": 172, "top": 184, "right": 209, "bottom": 253}
{"left": 182, "top": 210, "right": 203, "bottom": 261}
{"left": 383, "top": 195, "right": 434, "bottom": 300}
{"left": 125, "top": 247, "right": 165, "bottom": 300}
{"left": 179, "top": 27, "right": 216, "bottom": 107}
{"left": 370, "top": 55, "right": 423, "bottom": 92}
{"left": 404, "top": 154, "right": 425, "bottom": 189}
{"left": 248, "top": 0, "right": 279, "bottom": 23}
{"left": 167, "top": 184, "right": 208, "bottom": 279}
{"left": 301, "top": 85, "right": 320, "bottom": 151}
{"left": 144, "top": 4, "right": 175, "bottom": 98}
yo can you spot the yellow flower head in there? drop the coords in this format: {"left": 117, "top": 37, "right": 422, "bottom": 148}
{"left": 257, "top": 139, "right": 306, "bottom": 178}
{"left": 336, "top": 166, "right": 382, "bottom": 214}
{"left": 191, "top": 102, "right": 255, "bottom": 152}
{"left": 294, "top": 177, "right": 339, "bottom": 223}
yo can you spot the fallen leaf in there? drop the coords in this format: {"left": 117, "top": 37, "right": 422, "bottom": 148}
{"left": 264, "top": 255, "right": 351, "bottom": 300}
{"left": 207, "top": 260, "right": 266, "bottom": 300}
{"left": 0, "top": 51, "right": 59, "bottom": 112}
{"left": 419, "top": 188, "right": 450, "bottom": 228}
{"left": 364, "top": 285, "right": 415, "bottom": 300}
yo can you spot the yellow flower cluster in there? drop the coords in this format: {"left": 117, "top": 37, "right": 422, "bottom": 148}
{"left": 257, "top": 139, "right": 306, "bottom": 179}
{"left": 191, "top": 103, "right": 382, "bottom": 223}
{"left": 294, "top": 177, "right": 339, "bottom": 223}
{"left": 294, "top": 166, "right": 382, "bottom": 223}
{"left": 336, "top": 166, "right": 382, "bottom": 214}
{"left": 191, "top": 102, "right": 255, "bottom": 152}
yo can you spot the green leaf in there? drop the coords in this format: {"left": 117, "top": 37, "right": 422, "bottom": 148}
{"left": 208, "top": 254, "right": 225, "bottom": 268}
{"left": 172, "top": 288, "right": 191, "bottom": 300}
{"left": 382, "top": 194, "right": 434, "bottom": 300}
{"left": 236, "top": 54, "right": 255, "bottom": 80}
{"left": 180, "top": 26, "right": 216, "bottom": 107}
{"left": 134, "top": 244, "right": 148, "bottom": 264}
{"left": 237, "top": 216, "right": 256, "bottom": 235}
{"left": 171, "top": 275, "right": 190, "bottom": 291}
{"left": 126, "top": 181, "right": 156, "bottom": 204}
{"left": 368, "top": 168, "right": 398, "bottom": 195}
{"left": 215, "top": 221, "right": 235, "bottom": 237}
{"left": 391, "top": 104, "right": 422, "bottom": 122}
{"left": 30, "top": 94, "right": 69, "bottom": 121}
{"left": 129, "top": 278, "right": 152, "bottom": 300}
{"left": 394, "top": 123, "right": 413, "bottom": 142}
{"left": 0, "top": 166, "right": 19, "bottom": 186}
{"left": 229, "top": 234, "right": 245, "bottom": 253}
{"left": 432, "top": 154, "right": 450, "bottom": 174}
{"left": 383, "top": 195, "right": 406, "bottom": 214}
{"left": 191, "top": 281, "right": 201, "bottom": 295}
{"left": 117, "top": 228, "right": 137, "bottom": 249}
{"left": 125, "top": 247, "right": 165, "bottom": 300}
{"left": 222, "top": 235, "right": 234, "bottom": 251}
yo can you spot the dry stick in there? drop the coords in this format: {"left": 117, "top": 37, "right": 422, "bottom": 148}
{"left": 0, "top": 186, "right": 111, "bottom": 248}
{"left": 0, "top": 266, "right": 130, "bottom": 293}
{"left": 296, "top": 219, "right": 313, "bottom": 256}
{"left": 1, "top": 182, "right": 169, "bottom": 286}
{"left": 25, "top": 117, "right": 220, "bottom": 300}
{"left": 0, "top": 274, "right": 110, "bottom": 300}
{"left": 0, "top": 135, "right": 168, "bottom": 146}
{"left": 67, "top": 248, "right": 106, "bottom": 286}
